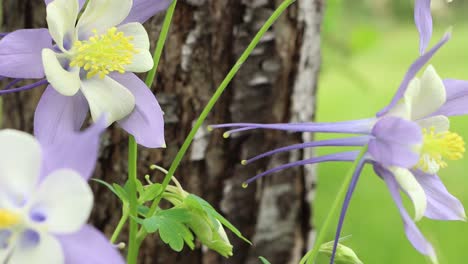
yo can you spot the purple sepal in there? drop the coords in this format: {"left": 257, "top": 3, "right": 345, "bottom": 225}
{"left": 433, "top": 79, "right": 468, "bottom": 116}
{"left": 121, "top": 0, "right": 172, "bottom": 24}
{"left": 39, "top": 117, "right": 106, "bottom": 181}
{"left": 368, "top": 117, "right": 422, "bottom": 168}
{"left": 57, "top": 225, "right": 125, "bottom": 264}
{"left": 415, "top": 0, "right": 432, "bottom": 55}
{"left": 377, "top": 31, "right": 451, "bottom": 117}
{"left": 0, "top": 29, "right": 52, "bottom": 79}
{"left": 111, "top": 73, "right": 166, "bottom": 148}
{"left": 34, "top": 86, "right": 89, "bottom": 146}
{"left": 375, "top": 165, "right": 437, "bottom": 260}
{"left": 412, "top": 169, "right": 466, "bottom": 221}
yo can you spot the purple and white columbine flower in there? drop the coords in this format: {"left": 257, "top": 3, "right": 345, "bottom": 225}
{"left": 211, "top": 1, "right": 465, "bottom": 263}
{"left": 0, "top": 0, "right": 171, "bottom": 148}
{"left": 0, "top": 121, "right": 124, "bottom": 264}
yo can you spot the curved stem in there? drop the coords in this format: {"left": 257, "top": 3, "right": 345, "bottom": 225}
{"left": 110, "top": 208, "right": 129, "bottom": 244}
{"left": 137, "top": 0, "right": 298, "bottom": 243}
{"left": 299, "top": 146, "right": 368, "bottom": 264}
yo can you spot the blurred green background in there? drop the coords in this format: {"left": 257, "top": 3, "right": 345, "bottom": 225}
{"left": 315, "top": 0, "right": 468, "bottom": 263}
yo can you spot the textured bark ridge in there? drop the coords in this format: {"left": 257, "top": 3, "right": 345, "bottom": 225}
{"left": 1, "top": 0, "right": 322, "bottom": 263}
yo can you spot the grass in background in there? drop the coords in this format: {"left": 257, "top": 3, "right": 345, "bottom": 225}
{"left": 315, "top": 21, "right": 468, "bottom": 263}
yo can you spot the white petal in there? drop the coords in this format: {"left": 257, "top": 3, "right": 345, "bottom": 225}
{"left": 9, "top": 233, "right": 64, "bottom": 264}
{"left": 416, "top": 115, "right": 450, "bottom": 133}
{"left": 31, "top": 169, "right": 93, "bottom": 234}
{"left": 46, "top": 0, "right": 79, "bottom": 51}
{"left": 80, "top": 76, "right": 136, "bottom": 125}
{"left": 386, "top": 78, "right": 420, "bottom": 119}
{"left": 0, "top": 130, "right": 41, "bottom": 202}
{"left": 118, "top": 23, "right": 153, "bottom": 72}
{"left": 42, "top": 49, "right": 81, "bottom": 96}
{"left": 409, "top": 65, "right": 447, "bottom": 120}
{"left": 76, "top": 0, "right": 132, "bottom": 37}
{"left": 391, "top": 167, "right": 427, "bottom": 221}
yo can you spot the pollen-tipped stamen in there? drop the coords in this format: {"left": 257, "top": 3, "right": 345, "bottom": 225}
{"left": 417, "top": 127, "right": 465, "bottom": 173}
{"left": 0, "top": 209, "right": 20, "bottom": 228}
{"left": 70, "top": 27, "right": 138, "bottom": 79}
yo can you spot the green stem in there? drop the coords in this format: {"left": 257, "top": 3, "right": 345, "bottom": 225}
{"left": 126, "top": 137, "right": 139, "bottom": 264}
{"left": 110, "top": 208, "right": 129, "bottom": 243}
{"left": 300, "top": 146, "right": 368, "bottom": 264}
{"left": 137, "top": 0, "right": 297, "bottom": 243}
{"left": 124, "top": 1, "right": 178, "bottom": 262}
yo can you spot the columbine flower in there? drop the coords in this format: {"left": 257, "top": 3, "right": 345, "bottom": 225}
{"left": 0, "top": 0, "right": 171, "bottom": 148}
{"left": 210, "top": 2, "right": 466, "bottom": 263}
{"left": 0, "top": 122, "right": 124, "bottom": 263}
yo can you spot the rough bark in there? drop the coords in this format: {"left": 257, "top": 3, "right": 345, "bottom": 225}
{"left": 1, "top": 0, "right": 322, "bottom": 263}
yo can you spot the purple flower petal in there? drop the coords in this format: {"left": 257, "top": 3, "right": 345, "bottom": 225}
{"left": 415, "top": 0, "right": 432, "bottom": 55}
{"left": 433, "top": 79, "right": 468, "bottom": 116}
{"left": 211, "top": 118, "right": 376, "bottom": 135}
{"left": 111, "top": 73, "right": 165, "bottom": 148}
{"left": 244, "top": 136, "right": 370, "bottom": 164}
{"left": 246, "top": 151, "right": 359, "bottom": 184}
{"left": 0, "top": 29, "right": 52, "bottom": 79}
{"left": 34, "top": 86, "right": 89, "bottom": 145}
{"left": 57, "top": 225, "right": 125, "bottom": 264}
{"left": 39, "top": 117, "right": 106, "bottom": 181}
{"left": 330, "top": 157, "right": 367, "bottom": 263}
{"left": 121, "top": 0, "right": 172, "bottom": 24}
{"left": 375, "top": 165, "right": 437, "bottom": 261}
{"left": 412, "top": 169, "right": 466, "bottom": 221}
{"left": 377, "top": 31, "right": 451, "bottom": 117}
{"left": 368, "top": 117, "right": 422, "bottom": 168}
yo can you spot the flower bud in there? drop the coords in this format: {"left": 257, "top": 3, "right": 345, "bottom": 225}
{"left": 319, "top": 241, "right": 363, "bottom": 264}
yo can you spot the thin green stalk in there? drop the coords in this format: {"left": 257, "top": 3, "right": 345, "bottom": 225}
{"left": 110, "top": 209, "right": 129, "bottom": 243}
{"left": 124, "top": 1, "right": 178, "bottom": 262}
{"left": 126, "top": 137, "right": 139, "bottom": 264}
{"left": 300, "top": 146, "right": 368, "bottom": 264}
{"left": 137, "top": 0, "right": 297, "bottom": 243}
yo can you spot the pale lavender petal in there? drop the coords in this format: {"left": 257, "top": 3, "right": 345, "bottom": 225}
{"left": 376, "top": 165, "right": 437, "bottom": 260}
{"left": 111, "top": 73, "right": 165, "bottom": 148}
{"left": 330, "top": 157, "right": 367, "bottom": 263}
{"left": 212, "top": 118, "right": 376, "bottom": 136}
{"left": 433, "top": 79, "right": 468, "bottom": 116}
{"left": 244, "top": 136, "right": 370, "bottom": 164}
{"left": 121, "top": 0, "right": 172, "bottom": 24}
{"left": 377, "top": 31, "right": 451, "bottom": 117}
{"left": 34, "top": 86, "right": 89, "bottom": 145}
{"left": 415, "top": 0, "right": 432, "bottom": 55}
{"left": 0, "top": 29, "right": 52, "bottom": 79}
{"left": 40, "top": 117, "right": 106, "bottom": 181}
{"left": 44, "top": 0, "right": 85, "bottom": 8}
{"left": 245, "top": 151, "right": 359, "bottom": 184}
{"left": 57, "top": 225, "right": 125, "bottom": 264}
{"left": 368, "top": 117, "right": 422, "bottom": 167}
{"left": 412, "top": 169, "right": 466, "bottom": 221}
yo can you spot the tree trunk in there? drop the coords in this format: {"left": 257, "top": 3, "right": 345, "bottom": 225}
{"left": 1, "top": 0, "right": 323, "bottom": 263}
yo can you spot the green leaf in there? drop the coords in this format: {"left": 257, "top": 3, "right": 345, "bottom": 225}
{"left": 141, "top": 208, "right": 194, "bottom": 252}
{"left": 188, "top": 195, "right": 251, "bottom": 244}
{"left": 92, "top": 179, "right": 129, "bottom": 204}
{"left": 112, "top": 183, "right": 130, "bottom": 203}
{"left": 139, "top": 183, "right": 163, "bottom": 203}
{"left": 259, "top": 256, "right": 272, "bottom": 264}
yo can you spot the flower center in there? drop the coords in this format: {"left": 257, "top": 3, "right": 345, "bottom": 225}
{"left": 69, "top": 27, "right": 138, "bottom": 79}
{"left": 416, "top": 127, "right": 465, "bottom": 174}
{"left": 0, "top": 209, "right": 21, "bottom": 229}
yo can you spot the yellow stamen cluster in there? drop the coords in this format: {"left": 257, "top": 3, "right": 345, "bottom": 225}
{"left": 70, "top": 27, "right": 138, "bottom": 79}
{"left": 0, "top": 209, "right": 20, "bottom": 229}
{"left": 417, "top": 127, "right": 465, "bottom": 173}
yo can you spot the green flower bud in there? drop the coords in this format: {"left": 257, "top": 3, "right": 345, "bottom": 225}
{"left": 319, "top": 241, "right": 363, "bottom": 264}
